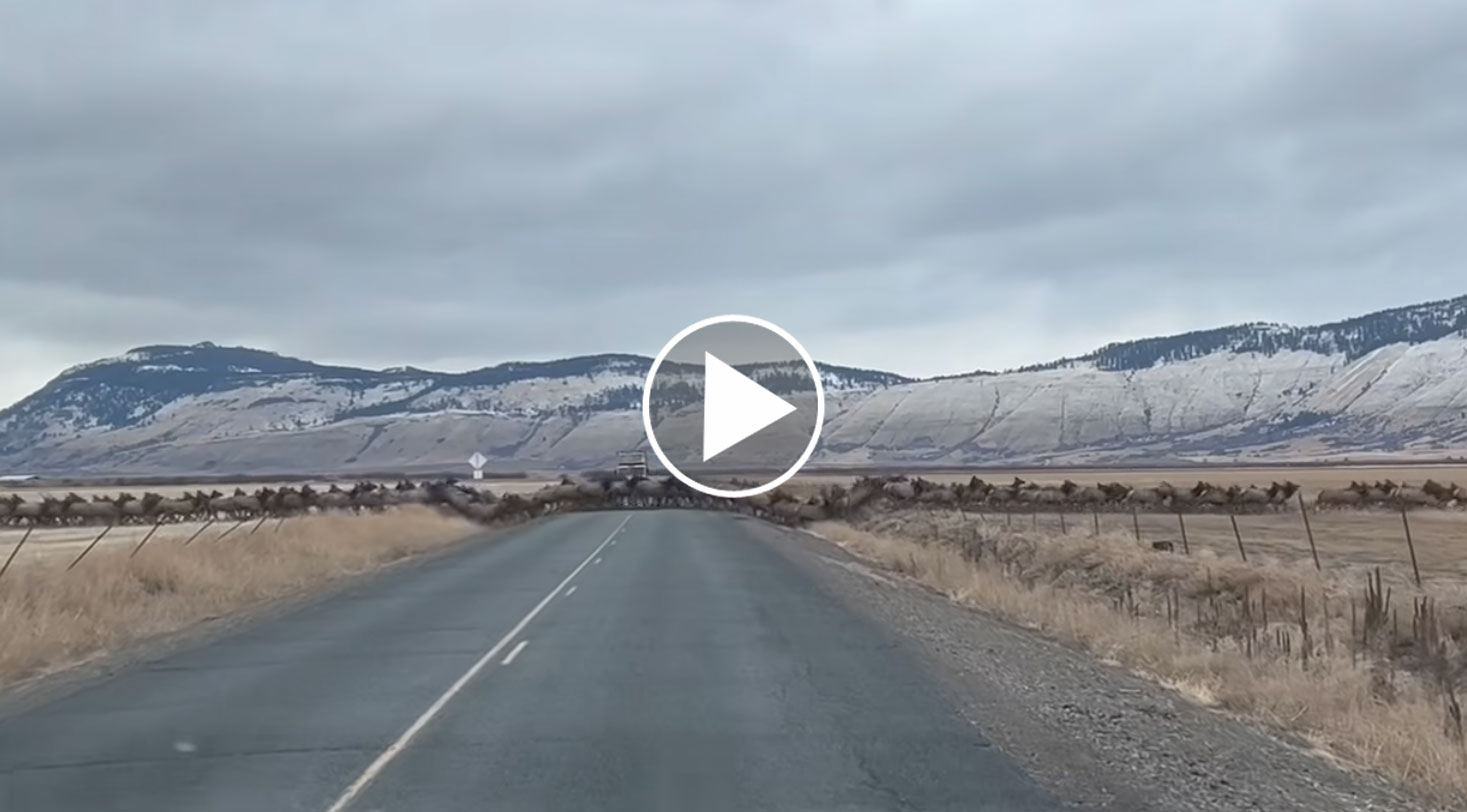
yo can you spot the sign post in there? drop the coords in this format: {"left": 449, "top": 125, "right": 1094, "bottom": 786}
{"left": 468, "top": 452, "right": 487, "bottom": 481}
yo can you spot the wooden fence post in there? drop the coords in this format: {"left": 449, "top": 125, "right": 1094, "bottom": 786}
{"left": 1058, "top": 512, "right": 1067, "bottom": 535}
{"left": 247, "top": 515, "right": 269, "bottom": 535}
{"left": 67, "top": 523, "right": 114, "bottom": 571}
{"left": 1092, "top": 510, "right": 1100, "bottom": 536}
{"left": 1176, "top": 512, "right": 1190, "bottom": 555}
{"left": 214, "top": 519, "right": 248, "bottom": 542}
{"left": 183, "top": 519, "right": 216, "bottom": 546}
{"left": 0, "top": 522, "right": 35, "bottom": 580}
{"left": 1230, "top": 513, "right": 1248, "bottom": 562}
{"left": 130, "top": 519, "right": 164, "bottom": 558}
{"left": 1400, "top": 509, "right": 1422, "bottom": 587}
{"left": 1297, "top": 492, "right": 1320, "bottom": 571}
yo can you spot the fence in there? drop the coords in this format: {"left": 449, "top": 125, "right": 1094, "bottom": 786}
{"left": 959, "top": 495, "right": 1447, "bottom": 588}
{"left": 0, "top": 516, "right": 280, "bottom": 581}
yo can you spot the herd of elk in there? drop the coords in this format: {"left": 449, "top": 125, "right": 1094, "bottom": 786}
{"left": 3, "top": 473, "right": 1463, "bottom": 533}
{"left": 0, "top": 475, "right": 826, "bottom": 529}
{"left": 0, "top": 481, "right": 475, "bottom": 527}
{"left": 829, "top": 476, "right": 1310, "bottom": 513}
{"left": 1312, "top": 479, "right": 1465, "bottom": 510}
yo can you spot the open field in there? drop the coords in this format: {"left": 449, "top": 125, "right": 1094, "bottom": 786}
{"left": 985, "top": 507, "right": 1467, "bottom": 594}
{"left": 0, "top": 520, "right": 238, "bottom": 566}
{"left": 788, "top": 465, "right": 1467, "bottom": 593}
{"left": 797, "top": 463, "right": 1467, "bottom": 492}
{"left": 0, "top": 506, "right": 476, "bottom": 685}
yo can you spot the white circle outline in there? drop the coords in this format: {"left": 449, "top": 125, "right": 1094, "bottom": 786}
{"left": 641, "top": 315, "right": 825, "bottom": 499}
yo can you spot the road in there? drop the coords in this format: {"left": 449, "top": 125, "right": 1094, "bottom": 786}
{"left": 0, "top": 510, "right": 1059, "bottom": 811}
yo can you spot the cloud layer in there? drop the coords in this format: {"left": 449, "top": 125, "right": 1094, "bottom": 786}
{"left": 3, "top": 0, "right": 1466, "bottom": 407}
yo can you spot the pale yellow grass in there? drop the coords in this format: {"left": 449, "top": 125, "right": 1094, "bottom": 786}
{"left": 813, "top": 515, "right": 1467, "bottom": 807}
{"left": 0, "top": 521, "right": 236, "bottom": 562}
{"left": 0, "top": 506, "right": 475, "bottom": 685}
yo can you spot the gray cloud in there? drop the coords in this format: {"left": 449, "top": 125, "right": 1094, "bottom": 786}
{"left": 2, "top": 0, "right": 1466, "bottom": 407}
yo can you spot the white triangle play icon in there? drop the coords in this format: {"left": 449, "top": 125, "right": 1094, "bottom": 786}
{"left": 702, "top": 352, "right": 798, "bottom": 462}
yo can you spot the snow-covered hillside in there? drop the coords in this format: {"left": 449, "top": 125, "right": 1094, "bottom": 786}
{"left": 0, "top": 344, "right": 907, "bottom": 474}
{"left": 3, "top": 294, "right": 1466, "bottom": 474}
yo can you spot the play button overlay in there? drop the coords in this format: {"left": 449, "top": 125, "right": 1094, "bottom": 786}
{"left": 702, "top": 352, "right": 797, "bottom": 461}
{"left": 642, "top": 315, "right": 825, "bottom": 498}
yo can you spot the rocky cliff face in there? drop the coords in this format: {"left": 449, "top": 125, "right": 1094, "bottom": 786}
{"left": 3, "top": 295, "right": 1466, "bottom": 475}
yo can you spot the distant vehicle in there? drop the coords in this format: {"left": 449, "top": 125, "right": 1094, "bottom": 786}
{"left": 614, "top": 451, "right": 648, "bottom": 479}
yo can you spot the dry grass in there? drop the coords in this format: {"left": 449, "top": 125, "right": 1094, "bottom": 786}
{"left": 813, "top": 512, "right": 1467, "bottom": 808}
{"left": 796, "top": 464, "right": 1467, "bottom": 492}
{"left": 787, "top": 464, "right": 1467, "bottom": 591}
{"left": 977, "top": 509, "right": 1467, "bottom": 596}
{"left": 0, "top": 521, "right": 249, "bottom": 563}
{"left": 0, "top": 506, "right": 475, "bottom": 685}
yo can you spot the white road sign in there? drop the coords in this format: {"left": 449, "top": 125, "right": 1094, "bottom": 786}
{"left": 467, "top": 452, "right": 487, "bottom": 470}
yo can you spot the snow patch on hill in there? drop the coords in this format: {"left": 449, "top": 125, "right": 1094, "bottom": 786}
{"left": 3, "top": 294, "right": 1467, "bottom": 473}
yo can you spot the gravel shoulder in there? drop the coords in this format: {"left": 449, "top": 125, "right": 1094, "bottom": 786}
{"left": 751, "top": 519, "right": 1432, "bottom": 812}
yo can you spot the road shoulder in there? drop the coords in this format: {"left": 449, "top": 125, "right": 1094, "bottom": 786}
{"left": 750, "top": 519, "right": 1431, "bottom": 812}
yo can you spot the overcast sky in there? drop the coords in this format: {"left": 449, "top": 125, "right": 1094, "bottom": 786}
{"left": 3, "top": 0, "right": 1465, "bottom": 408}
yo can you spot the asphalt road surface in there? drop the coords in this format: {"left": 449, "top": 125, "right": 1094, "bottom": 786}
{"left": 0, "top": 510, "right": 1061, "bottom": 811}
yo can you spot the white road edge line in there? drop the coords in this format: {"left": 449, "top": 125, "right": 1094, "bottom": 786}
{"left": 322, "top": 514, "right": 631, "bottom": 812}
{"left": 565, "top": 585, "right": 578, "bottom": 597}
{"left": 501, "top": 640, "right": 528, "bottom": 665}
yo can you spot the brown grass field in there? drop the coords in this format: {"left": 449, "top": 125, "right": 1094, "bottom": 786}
{"left": 0, "top": 477, "right": 544, "bottom": 568}
{"left": 797, "top": 463, "right": 1467, "bottom": 491}
{"left": 0, "top": 506, "right": 475, "bottom": 686}
{"left": 794, "top": 465, "right": 1467, "bottom": 594}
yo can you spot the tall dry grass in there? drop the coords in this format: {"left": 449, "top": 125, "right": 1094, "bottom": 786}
{"left": 0, "top": 506, "right": 475, "bottom": 685}
{"left": 813, "top": 512, "right": 1467, "bottom": 808}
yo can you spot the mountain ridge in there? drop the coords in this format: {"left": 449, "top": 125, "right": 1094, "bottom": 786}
{"left": 3, "top": 293, "right": 1467, "bottom": 474}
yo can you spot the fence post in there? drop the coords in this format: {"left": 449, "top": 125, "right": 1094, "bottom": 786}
{"left": 247, "top": 515, "right": 269, "bottom": 535}
{"left": 214, "top": 519, "right": 248, "bottom": 542}
{"left": 1176, "top": 512, "right": 1190, "bottom": 555}
{"left": 1092, "top": 510, "right": 1100, "bottom": 536}
{"left": 1058, "top": 512, "right": 1067, "bottom": 535}
{"left": 1400, "top": 509, "right": 1422, "bottom": 587}
{"left": 1297, "top": 492, "right": 1320, "bottom": 571}
{"left": 67, "top": 523, "right": 114, "bottom": 571}
{"left": 0, "top": 522, "right": 35, "bottom": 580}
{"left": 274, "top": 517, "right": 287, "bottom": 532}
{"left": 130, "top": 519, "right": 164, "bottom": 558}
{"left": 183, "top": 519, "right": 216, "bottom": 546}
{"left": 1132, "top": 506, "right": 1141, "bottom": 541}
{"left": 1230, "top": 513, "right": 1248, "bottom": 562}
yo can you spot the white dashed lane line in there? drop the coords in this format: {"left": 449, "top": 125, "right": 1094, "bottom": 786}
{"left": 322, "top": 514, "right": 630, "bottom": 812}
{"left": 501, "top": 640, "right": 528, "bottom": 665}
